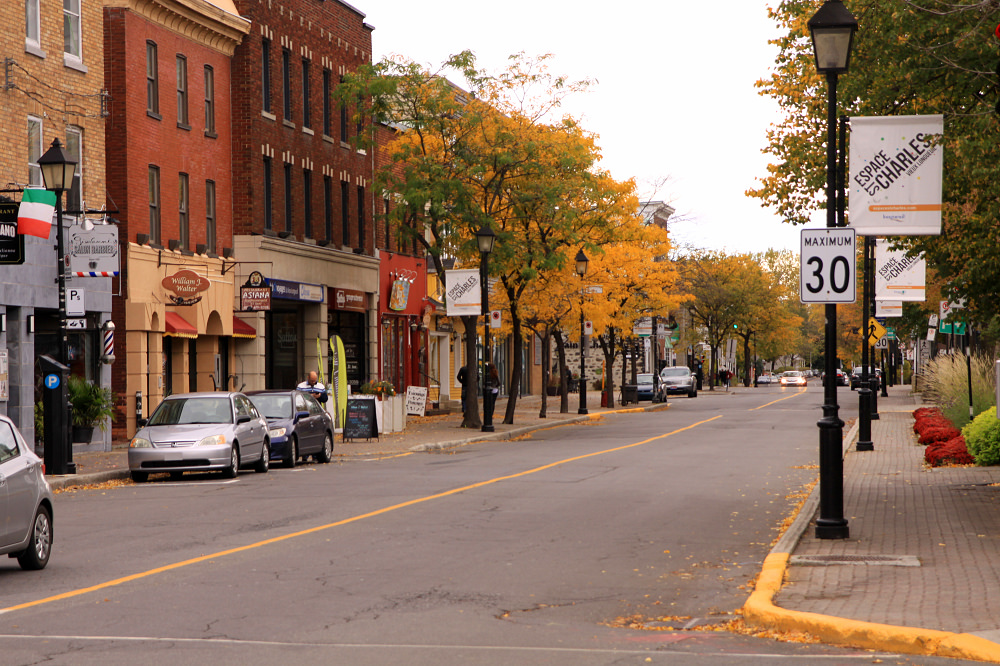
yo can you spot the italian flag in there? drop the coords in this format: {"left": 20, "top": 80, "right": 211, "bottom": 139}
{"left": 18, "top": 188, "right": 56, "bottom": 239}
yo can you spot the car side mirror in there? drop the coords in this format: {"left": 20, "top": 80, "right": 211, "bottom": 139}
{"left": 137, "top": 418, "right": 147, "bottom": 428}
{"left": 295, "top": 410, "right": 310, "bottom": 421}
{"left": 236, "top": 414, "right": 251, "bottom": 424}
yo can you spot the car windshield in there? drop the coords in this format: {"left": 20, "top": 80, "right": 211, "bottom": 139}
{"left": 783, "top": 371, "right": 802, "bottom": 377}
{"left": 248, "top": 394, "right": 292, "bottom": 419}
{"left": 148, "top": 397, "right": 233, "bottom": 425}
{"left": 637, "top": 374, "right": 654, "bottom": 386}
{"left": 661, "top": 367, "right": 690, "bottom": 378}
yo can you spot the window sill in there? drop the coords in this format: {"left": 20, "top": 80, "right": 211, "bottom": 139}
{"left": 261, "top": 110, "right": 276, "bottom": 121}
{"left": 24, "top": 42, "right": 46, "bottom": 59}
{"left": 147, "top": 110, "right": 162, "bottom": 121}
{"left": 282, "top": 119, "right": 296, "bottom": 129}
{"left": 322, "top": 134, "right": 335, "bottom": 144}
{"left": 204, "top": 130, "right": 218, "bottom": 139}
{"left": 302, "top": 127, "right": 315, "bottom": 136}
{"left": 63, "top": 54, "right": 87, "bottom": 73}
{"left": 177, "top": 122, "right": 191, "bottom": 131}
{"left": 340, "top": 141, "right": 351, "bottom": 150}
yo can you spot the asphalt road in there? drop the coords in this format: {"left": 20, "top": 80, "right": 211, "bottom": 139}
{"left": 0, "top": 384, "right": 973, "bottom": 665}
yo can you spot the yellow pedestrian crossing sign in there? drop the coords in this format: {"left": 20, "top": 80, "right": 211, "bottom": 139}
{"left": 868, "top": 317, "right": 887, "bottom": 346}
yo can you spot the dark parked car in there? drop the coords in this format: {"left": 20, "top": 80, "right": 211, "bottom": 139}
{"left": 658, "top": 365, "right": 698, "bottom": 399}
{"left": 636, "top": 373, "right": 657, "bottom": 401}
{"left": 0, "top": 415, "right": 53, "bottom": 570}
{"left": 850, "top": 367, "right": 881, "bottom": 391}
{"left": 128, "top": 392, "right": 270, "bottom": 482}
{"left": 247, "top": 390, "right": 334, "bottom": 467}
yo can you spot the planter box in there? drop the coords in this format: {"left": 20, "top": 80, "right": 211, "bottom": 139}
{"left": 375, "top": 395, "right": 407, "bottom": 433}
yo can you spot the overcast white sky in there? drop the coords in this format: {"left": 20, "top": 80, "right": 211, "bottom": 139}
{"left": 362, "top": 0, "right": 804, "bottom": 255}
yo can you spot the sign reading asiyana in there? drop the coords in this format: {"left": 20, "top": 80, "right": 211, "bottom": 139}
{"left": 445, "top": 269, "right": 481, "bottom": 316}
{"left": 849, "top": 115, "right": 943, "bottom": 236}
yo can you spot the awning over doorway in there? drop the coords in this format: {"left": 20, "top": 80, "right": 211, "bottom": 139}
{"left": 232, "top": 316, "right": 256, "bottom": 339}
{"left": 164, "top": 311, "right": 198, "bottom": 338}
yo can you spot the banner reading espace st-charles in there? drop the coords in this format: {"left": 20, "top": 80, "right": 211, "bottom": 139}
{"left": 849, "top": 114, "right": 943, "bottom": 236}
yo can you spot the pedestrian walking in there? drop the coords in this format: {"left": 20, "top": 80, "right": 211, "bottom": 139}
{"left": 483, "top": 363, "right": 500, "bottom": 420}
{"left": 457, "top": 365, "right": 468, "bottom": 414}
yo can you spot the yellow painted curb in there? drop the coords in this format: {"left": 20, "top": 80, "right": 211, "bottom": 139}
{"left": 743, "top": 553, "right": 1000, "bottom": 663}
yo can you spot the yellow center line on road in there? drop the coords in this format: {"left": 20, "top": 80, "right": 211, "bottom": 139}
{"left": 749, "top": 388, "right": 808, "bottom": 411}
{"left": 0, "top": 415, "right": 722, "bottom": 616}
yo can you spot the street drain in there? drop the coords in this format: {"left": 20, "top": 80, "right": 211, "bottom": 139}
{"left": 790, "top": 554, "right": 920, "bottom": 567}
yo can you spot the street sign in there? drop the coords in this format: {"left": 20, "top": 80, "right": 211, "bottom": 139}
{"left": 583, "top": 320, "right": 593, "bottom": 335}
{"left": 800, "top": 228, "right": 857, "bottom": 303}
{"left": 875, "top": 337, "right": 889, "bottom": 350}
{"left": 67, "top": 288, "right": 85, "bottom": 316}
{"left": 867, "top": 317, "right": 887, "bottom": 346}
{"left": 490, "top": 310, "right": 501, "bottom": 329}
{"left": 66, "top": 318, "right": 86, "bottom": 329}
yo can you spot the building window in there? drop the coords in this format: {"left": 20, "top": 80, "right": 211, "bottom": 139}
{"left": 281, "top": 49, "right": 291, "bottom": 122}
{"left": 178, "top": 172, "right": 189, "bottom": 249}
{"left": 204, "top": 65, "right": 215, "bottom": 136}
{"left": 64, "top": 0, "right": 82, "bottom": 60}
{"left": 340, "top": 181, "right": 349, "bottom": 245}
{"left": 176, "top": 55, "right": 189, "bottom": 127}
{"left": 323, "top": 175, "right": 333, "bottom": 242}
{"left": 261, "top": 38, "right": 271, "bottom": 113}
{"left": 322, "top": 69, "right": 331, "bottom": 137}
{"left": 357, "top": 185, "right": 365, "bottom": 252}
{"left": 383, "top": 196, "right": 391, "bottom": 251}
{"left": 283, "top": 163, "right": 292, "bottom": 233}
{"left": 65, "top": 126, "right": 83, "bottom": 214}
{"left": 149, "top": 166, "right": 161, "bottom": 244}
{"left": 146, "top": 41, "right": 159, "bottom": 116}
{"left": 303, "top": 169, "right": 312, "bottom": 238}
{"left": 27, "top": 116, "right": 42, "bottom": 187}
{"left": 206, "top": 180, "right": 216, "bottom": 252}
{"left": 26, "top": 0, "right": 41, "bottom": 49}
{"left": 302, "top": 59, "right": 311, "bottom": 128}
{"left": 339, "top": 76, "right": 348, "bottom": 142}
{"left": 263, "top": 156, "right": 272, "bottom": 231}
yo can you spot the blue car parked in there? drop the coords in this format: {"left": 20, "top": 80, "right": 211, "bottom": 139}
{"left": 246, "top": 390, "right": 334, "bottom": 468}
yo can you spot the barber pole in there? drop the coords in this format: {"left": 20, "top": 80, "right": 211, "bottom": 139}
{"left": 101, "top": 321, "right": 115, "bottom": 364}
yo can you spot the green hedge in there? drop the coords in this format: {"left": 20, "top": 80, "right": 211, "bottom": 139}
{"left": 962, "top": 406, "right": 1000, "bottom": 466}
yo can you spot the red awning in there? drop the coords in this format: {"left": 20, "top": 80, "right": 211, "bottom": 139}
{"left": 164, "top": 311, "right": 198, "bottom": 338}
{"left": 232, "top": 316, "right": 256, "bottom": 339}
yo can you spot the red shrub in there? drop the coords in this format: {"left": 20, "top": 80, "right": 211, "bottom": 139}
{"left": 914, "top": 407, "right": 942, "bottom": 420}
{"left": 925, "top": 436, "right": 974, "bottom": 467}
{"left": 918, "top": 425, "right": 963, "bottom": 445}
{"left": 914, "top": 415, "right": 953, "bottom": 436}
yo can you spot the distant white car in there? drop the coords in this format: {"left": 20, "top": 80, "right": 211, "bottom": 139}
{"left": 0, "top": 415, "right": 54, "bottom": 570}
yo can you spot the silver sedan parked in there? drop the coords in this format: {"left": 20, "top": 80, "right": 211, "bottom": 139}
{"left": 128, "top": 392, "right": 270, "bottom": 482}
{"left": 0, "top": 415, "right": 54, "bottom": 570}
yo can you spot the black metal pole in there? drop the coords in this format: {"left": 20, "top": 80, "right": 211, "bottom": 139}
{"left": 816, "top": 69, "right": 849, "bottom": 540}
{"left": 481, "top": 250, "right": 494, "bottom": 432}
{"left": 578, "top": 297, "right": 588, "bottom": 414}
{"left": 55, "top": 190, "right": 75, "bottom": 474}
{"left": 868, "top": 241, "right": 880, "bottom": 420}
{"left": 857, "top": 235, "right": 874, "bottom": 451}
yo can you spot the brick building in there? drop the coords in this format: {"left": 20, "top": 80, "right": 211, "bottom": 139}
{"left": 103, "top": 0, "right": 251, "bottom": 437}
{"left": 0, "top": 0, "right": 110, "bottom": 447}
{"left": 228, "top": 0, "right": 380, "bottom": 394}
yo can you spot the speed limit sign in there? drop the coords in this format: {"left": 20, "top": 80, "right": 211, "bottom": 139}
{"left": 800, "top": 228, "right": 857, "bottom": 304}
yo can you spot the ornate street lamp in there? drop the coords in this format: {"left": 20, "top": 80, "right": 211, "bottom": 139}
{"left": 809, "top": 0, "right": 857, "bottom": 540}
{"left": 476, "top": 224, "right": 497, "bottom": 432}
{"left": 37, "top": 138, "right": 78, "bottom": 475}
{"left": 575, "top": 248, "right": 589, "bottom": 415}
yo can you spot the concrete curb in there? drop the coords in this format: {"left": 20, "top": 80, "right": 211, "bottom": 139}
{"left": 743, "top": 414, "right": 1000, "bottom": 662}
{"left": 48, "top": 468, "right": 130, "bottom": 491}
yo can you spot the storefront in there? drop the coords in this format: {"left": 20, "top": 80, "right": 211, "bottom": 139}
{"left": 378, "top": 252, "right": 428, "bottom": 393}
{"left": 328, "top": 287, "right": 368, "bottom": 392}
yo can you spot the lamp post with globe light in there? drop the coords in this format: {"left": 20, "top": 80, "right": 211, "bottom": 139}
{"left": 476, "top": 224, "right": 497, "bottom": 432}
{"left": 575, "top": 249, "right": 589, "bottom": 415}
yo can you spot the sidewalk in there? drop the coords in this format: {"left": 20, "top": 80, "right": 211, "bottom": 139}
{"left": 746, "top": 384, "right": 1000, "bottom": 662}
{"left": 51, "top": 388, "right": 680, "bottom": 489}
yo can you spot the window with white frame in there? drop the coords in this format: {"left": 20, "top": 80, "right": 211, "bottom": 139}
{"left": 27, "top": 116, "right": 42, "bottom": 187}
{"left": 64, "top": 0, "right": 82, "bottom": 60}
{"left": 65, "top": 127, "right": 83, "bottom": 214}
{"left": 26, "top": 0, "right": 41, "bottom": 50}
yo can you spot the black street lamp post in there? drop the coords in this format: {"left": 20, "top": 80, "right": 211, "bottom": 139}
{"left": 857, "top": 236, "right": 874, "bottom": 450}
{"left": 37, "top": 138, "right": 78, "bottom": 475}
{"left": 809, "top": 0, "right": 856, "bottom": 540}
{"left": 576, "top": 249, "right": 589, "bottom": 415}
{"left": 476, "top": 224, "right": 497, "bottom": 433}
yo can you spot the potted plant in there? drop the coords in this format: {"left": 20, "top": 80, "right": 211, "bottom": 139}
{"left": 68, "top": 375, "right": 115, "bottom": 442}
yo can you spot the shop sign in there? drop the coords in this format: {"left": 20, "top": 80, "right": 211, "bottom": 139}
{"left": 161, "top": 269, "right": 209, "bottom": 306}
{"left": 270, "top": 278, "right": 324, "bottom": 302}
{"left": 388, "top": 278, "right": 410, "bottom": 311}
{"left": 332, "top": 287, "right": 366, "bottom": 312}
{"left": 241, "top": 271, "right": 271, "bottom": 311}
{"left": 0, "top": 202, "right": 25, "bottom": 265}
{"left": 68, "top": 224, "right": 119, "bottom": 276}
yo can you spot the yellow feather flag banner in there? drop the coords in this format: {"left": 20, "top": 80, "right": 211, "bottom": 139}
{"left": 328, "top": 335, "right": 348, "bottom": 431}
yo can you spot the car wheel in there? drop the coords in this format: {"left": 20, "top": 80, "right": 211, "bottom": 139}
{"left": 254, "top": 441, "right": 270, "bottom": 473}
{"left": 222, "top": 445, "right": 239, "bottom": 479}
{"left": 130, "top": 471, "right": 148, "bottom": 483}
{"left": 689, "top": 389, "right": 697, "bottom": 398}
{"left": 317, "top": 432, "right": 333, "bottom": 463}
{"left": 285, "top": 435, "right": 298, "bottom": 469}
{"left": 17, "top": 505, "right": 52, "bottom": 570}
